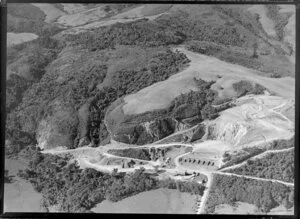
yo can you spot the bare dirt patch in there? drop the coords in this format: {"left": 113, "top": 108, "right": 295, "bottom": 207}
{"left": 210, "top": 95, "right": 294, "bottom": 148}
{"left": 247, "top": 5, "right": 276, "bottom": 37}
{"left": 56, "top": 6, "right": 107, "bottom": 27}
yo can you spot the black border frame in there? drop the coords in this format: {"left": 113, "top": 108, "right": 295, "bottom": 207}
{"left": 1, "top": 0, "right": 299, "bottom": 218}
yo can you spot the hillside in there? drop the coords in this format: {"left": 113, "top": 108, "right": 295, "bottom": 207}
{"left": 5, "top": 3, "right": 295, "bottom": 215}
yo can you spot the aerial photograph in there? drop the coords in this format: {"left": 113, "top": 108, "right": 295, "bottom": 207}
{"left": 4, "top": 3, "right": 295, "bottom": 215}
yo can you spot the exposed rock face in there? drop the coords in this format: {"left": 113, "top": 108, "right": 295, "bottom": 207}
{"left": 113, "top": 118, "right": 177, "bottom": 145}
{"left": 74, "top": 103, "right": 90, "bottom": 147}
{"left": 36, "top": 103, "right": 79, "bottom": 150}
{"left": 175, "top": 120, "right": 190, "bottom": 132}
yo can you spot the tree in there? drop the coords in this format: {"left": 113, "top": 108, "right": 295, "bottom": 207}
{"left": 252, "top": 42, "right": 258, "bottom": 58}
{"left": 282, "top": 196, "right": 293, "bottom": 210}
{"left": 4, "top": 170, "right": 14, "bottom": 183}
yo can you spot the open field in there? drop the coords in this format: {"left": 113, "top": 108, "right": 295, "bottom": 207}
{"left": 4, "top": 158, "right": 43, "bottom": 212}
{"left": 92, "top": 188, "right": 195, "bottom": 214}
{"left": 214, "top": 202, "right": 293, "bottom": 215}
{"left": 214, "top": 202, "right": 259, "bottom": 214}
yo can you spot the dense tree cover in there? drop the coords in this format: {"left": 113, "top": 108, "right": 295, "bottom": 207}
{"left": 88, "top": 87, "right": 118, "bottom": 146}
{"left": 226, "top": 149, "right": 294, "bottom": 183}
{"left": 156, "top": 10, "right": 245, "bottom": 47}
{"left": 112, "top": 49, "right": 189, "bottom": 96}
{"left": 205, "top": 174, "right": 294, "bottom": 214}
{"left": 232, "top": 80, "right": 266, "bottom": 97}
{"left": 66, "top": 19, "right": 186, "bottom": 51}
{"left": 108, "top": 148, "right": 151, "bottom": 161}
{"left": 6, "top": 74, "right": 32, "bottom": 113}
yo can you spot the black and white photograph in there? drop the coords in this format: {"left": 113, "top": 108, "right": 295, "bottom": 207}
{"left": 3, "top": 1, "right": 296, "bottom": 215}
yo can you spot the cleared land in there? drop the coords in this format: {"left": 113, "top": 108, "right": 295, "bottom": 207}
{"left": 123, "top": 48, "right": 295, "bottom": 115}
{"left": 247, "top": 5, "right": 276, "bottom": 37}
{"left": 7, "top": 32, "right": 38, "bottom": 47}
{"left": 56, "top": 6, "right": 107, "bottom": 27}
{"left": 61, "top": 4, "right": 88, "bottom": 14}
